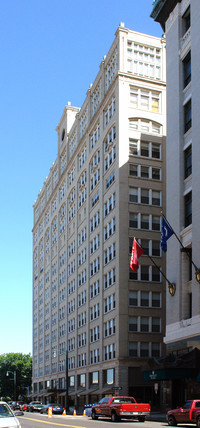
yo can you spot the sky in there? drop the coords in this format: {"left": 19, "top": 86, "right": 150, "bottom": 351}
{"left": 0, "top": 0, "right": 162, "bottom": 355}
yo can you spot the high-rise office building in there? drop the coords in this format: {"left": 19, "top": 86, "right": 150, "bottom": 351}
{"left": 151, "top": 0, "right": 200, "bottom": 408}
{"left": 32, "top": 24, "right": 166, "bottom": 409}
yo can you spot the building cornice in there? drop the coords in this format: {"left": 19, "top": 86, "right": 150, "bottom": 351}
{"left": 151, "top": 0, "right": 181, "bottom": 31}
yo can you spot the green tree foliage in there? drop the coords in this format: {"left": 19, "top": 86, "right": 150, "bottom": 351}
{"left": 0, "top": 353, "right": 32, "bottom": 401}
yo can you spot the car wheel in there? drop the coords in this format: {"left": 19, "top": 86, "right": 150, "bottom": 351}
{"left": 92, "top": 410, "right": 98, "bottom": 420}
{"left": 111, "top": 411, "right": 118, "bottom": 422}
{"left": 168, "top": 415, "right": 177, "bottom": 426}
{"left": 197, "top": 416, "right": 200, "bottom": 428}
{"left": 138, "top": 416, "right": 145, "bottom": 422}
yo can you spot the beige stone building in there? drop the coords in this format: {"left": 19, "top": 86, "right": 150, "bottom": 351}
{"left": 32, "top": 24, "right": 166, "bottom": 410}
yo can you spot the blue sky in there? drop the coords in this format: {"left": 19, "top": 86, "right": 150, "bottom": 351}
{"left": 0, "top": 0, "right": 162, "bottom": 355}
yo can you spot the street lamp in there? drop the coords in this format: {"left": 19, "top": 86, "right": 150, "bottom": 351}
{"left": 6, "top": 370, "right": 16, "bottom": 401}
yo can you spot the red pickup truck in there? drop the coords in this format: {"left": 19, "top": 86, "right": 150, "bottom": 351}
{"left": 167, "top": 399, "right": 200, "bottom": 427}
{"left": 91, "top": 396, "right": 151, "bottom": 422}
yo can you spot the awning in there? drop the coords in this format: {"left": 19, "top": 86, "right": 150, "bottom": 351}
{"left": 143, "top": 367, "right": 195, "bottom": 381}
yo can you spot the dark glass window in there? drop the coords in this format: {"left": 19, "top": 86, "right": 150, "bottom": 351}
{"left": 184, "top": 191, "right": 192, "bottom": 227}
{"left": 184, "top": 145, "right": 192, "bottom": 178}
{"left": 184, "top": 99, "right": 192, "bottom": 133}
{"left": 182, "top": 6, "right": 190, "bottom": 35}
{"left": 183, "top": 51, "right": 191, "bottom": 88}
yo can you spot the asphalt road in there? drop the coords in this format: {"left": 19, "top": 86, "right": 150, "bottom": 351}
{"left": 18, "top": 412, "right": 170, "bottom": 428}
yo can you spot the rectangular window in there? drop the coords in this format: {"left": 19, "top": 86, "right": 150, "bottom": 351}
{"left": 129, "top": 164, "right": 138, "bottom": 176}
{"left": 141, "top": 342, "right": 149, "bottom": 357}
{"left": 141, "top": 141, "right": 149, "bottom": 157}
{"left": 152, "top": 266, "right": 161, "bottom": 282}
{"left": 185, "top": 191, "right": 192, "bottom": 227}
{"left": 141, "top": 166, "right": 149, "bottom": 178}
{"left": 129, "top": 291, "right": 137, "bottom": 306}
{"left": 184, "top": 99, "right": 192, "bottom": 133}
{"left": 129, "top": 188, "right": 138, "bottom": 203}
{"left": 152, "top": 215, "right": 160, "bottom": 231}
{"left": 129, "top": 316, "right": 138, "bottom": 332}
{"left": 152, "top": 292, "right": 161, "bottom": 308}
{"left": 129, "top": 342, "right": 138, "bottom": 357}
{"left": 141, "top": 265, "right": 149, "bottom": 281}
{"left": 183, "top": 51, "right": 191, "bottom": 88}
{"left": 152, "top": 240, "right": 160, "bottom": 257}
{"left": 182, "top": 6, "right": 190, "bottom": 36}
{"left": 152, "top": 168, "right": 160, "bottom": 180}
{"left": 141, "top": 239, "right": 149, "bottom": 255}
{"left": 152, "top": 191, "right": 161, "bottom": 206}
{"left": 152, "top": 317, "right": 161, "bottom": 333}
{"left": 141, "top": 317, "right": 149, "bottom": 332}
{"left": 141, "top": 291, "right": 149, "bottom": 307}
{"left": 152, "top": 143, "right": 161, "bottom": 159}
{"left": 141, "top": 189, "right": 149, "bottom": 204}
{"left": 184, "top": 145, "right": 192, "bottom": 179}
{"left": 129, "top": 213, "right": 138, "bottom": 228}
{"left": 141, "top": 214, "right": 149, "bottom": 230}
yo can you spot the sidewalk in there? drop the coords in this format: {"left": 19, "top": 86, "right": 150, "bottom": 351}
{"left": 147, "top": 412, "right": 167, "bottom": 422}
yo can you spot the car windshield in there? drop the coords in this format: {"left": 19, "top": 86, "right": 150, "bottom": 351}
{"left": 112, "top": 398, "right": 135, "bottom": 404}
{"left": 0, "top": 404, "right": 14, "bottom": 418}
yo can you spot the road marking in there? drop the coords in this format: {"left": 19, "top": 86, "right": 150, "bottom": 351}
{"left": 19, "top": 416, "right": 87, "bottom": 428}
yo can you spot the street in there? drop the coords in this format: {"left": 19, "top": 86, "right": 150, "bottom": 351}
{"left": 17, "top": 412, "right": 192, "bottom": 428}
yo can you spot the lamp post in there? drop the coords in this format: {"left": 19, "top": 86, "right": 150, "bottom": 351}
{"left": 65, "top": 350, "right": 69, "bottom": 412}
{"left": 6, "top": 370, "right": 16, "bottom": 401}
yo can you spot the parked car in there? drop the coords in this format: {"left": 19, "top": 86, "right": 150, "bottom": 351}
{"left": 166, "top": 399, "right": 200, "bottom": 427}
{"left": 84, "top": 404, "right": 97, "bottom": 417}
{"left": 11, "top": 402, "right": 21, "bottom": 411}
{"left": 40, "top": 403, "right": 64, "bottom": 415}
{"left": 27, "top": 401, "right": 42, "bottom": 412}
{"left": 0, "top": 401, "right": 22, "bottom": 428}
{"left": 91, "top": 396, "right": 151, "bottom": 422}
{"left": 31, "top": 403, "right": 45, "bottom": 412}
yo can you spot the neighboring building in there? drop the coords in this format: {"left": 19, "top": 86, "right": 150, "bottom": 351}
{"left": 151, "top": 0, "right": 200, "bottom": 409}
{"left": 32, "top": 24, "right": 166, "bottom": 410}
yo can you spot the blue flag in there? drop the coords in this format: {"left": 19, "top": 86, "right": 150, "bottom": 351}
{"left": 160, "top": 217, "right": 174, "bottom": 252}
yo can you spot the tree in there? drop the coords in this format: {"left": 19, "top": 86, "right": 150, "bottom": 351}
{"left": 0, "top": 353, "right": 32, "bottom": 401}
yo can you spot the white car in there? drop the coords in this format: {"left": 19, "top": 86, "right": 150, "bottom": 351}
{"left": 0, "top": 402, "right": 21, "bottom": 428}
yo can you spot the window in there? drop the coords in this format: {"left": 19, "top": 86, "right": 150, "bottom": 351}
{"left": 129, "top": 164, "right": 138, "bottom": 176}
{"left": 141, "top": 342, "right": 149, "bottom": 357}
{"left": 129, "top": 342, "right": 138, "bottom": 357}
{"left": 141, "top": 265, "right": 149, "bottom": 281}
{"left": 141, "top": 189, "right": 149, "bottom": 204}
{"left": 129, "top": 139, "right": 138, "bottom": 156}
{"left": 152, "top": 292, "right": 161, "bottom": 307}
{"left": 152, "top": 240, "right": 160, "bottom": 257}
{"left": 184, "top": 99, "right": 192, "bottom": 133}
{"left": 141, "top": 239, "right": 149, "bottom": 255}
{"left": 152, "top": 143, "right": 161, "bottom": 159}
{"left": 184, "top": 145, "right": 192, "bottom": 179}
{"left": 183, "top": 51, "right": 191, "bottom": 88}
{"left": 141, "top": 141, "right": 149, "bottom": 157}
{"left": 106, "top": 368, "right": 114, "bottom": 384}
{"left": 152, "top": 343, "right": 160, "bottom": 357}
{"left": 152, "top": 317, "right": 161, "bottom": 333}
{"left": 182, "top": 6, "right": 190, "bottom": 36}
{"left": 92, "top": 371, "right": 99, "bottom": 385}
{"left": 152, "top": 266, "right": 161, "bottom": 282}
{"left": 141, "top": 291, "right": 149, "bottom": 307}
{"left": 185, "top": 191, "right": 192, "bottom": 227}
{"left": 129, "top": 291, "right": 137, "bottom": 306}
{"left": 141, "top": 317, "right": 149, "bottom": 332}
{"left": 152, "top": 168, "right": 160, "bottom": 180}
{"left": 141, "top": 214, "right": 149, "bottom": 230}
{"left": 152, "top": 215, "right": 160, "bottom": 231}
{"left": 129, "top": 187, "right": 138, "bottom": 203}
{"left": 129, "top": 213, "right": 138, "bottom": 228}
{"left": 141, "top": 166, "right": 149, "bottom": 178}
{"left": 129, "top": 317, "right": 138, "bottom": 332}
{"left": 152, "top": 191, "right": 161, "bottom": 206}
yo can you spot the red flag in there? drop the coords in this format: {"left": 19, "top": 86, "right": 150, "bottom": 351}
{"left": 130, "top": 238, "right": 144, "bottom": 272}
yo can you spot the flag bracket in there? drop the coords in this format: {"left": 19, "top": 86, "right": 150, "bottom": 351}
{"left": 195, "top": 269, "right": 200, "bottom": 284}
{"left": 168, "top": 282, "right": 176, "bottom": 296}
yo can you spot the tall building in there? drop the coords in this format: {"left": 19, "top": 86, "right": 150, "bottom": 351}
{"left": 151, "top": 0, "right": 200, "bottom": 408}
{"left": 32, "top": 24, "right": 166, "bottom": 409}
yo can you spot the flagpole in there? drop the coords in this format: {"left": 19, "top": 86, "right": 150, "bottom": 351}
{"left": 162, "top": 213, "right": 199, "bottom": 272}
{"left": 134, "top": 238, "right": 173, "bottom": 288}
